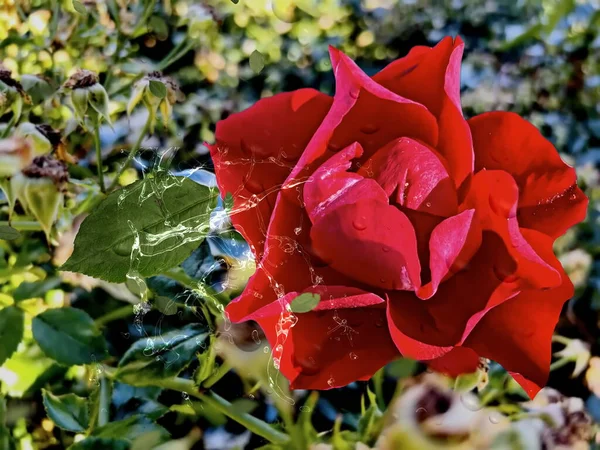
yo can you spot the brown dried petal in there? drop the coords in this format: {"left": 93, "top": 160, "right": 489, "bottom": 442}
{"left": 64, "top": 69, "right": 99, "bottom": 89}
{"left": 22, "top": 155, "right": 68, "bottom": 186}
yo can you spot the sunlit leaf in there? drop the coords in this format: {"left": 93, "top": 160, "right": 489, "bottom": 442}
{"left": 62, "top": 174, "right": 218, "bottom": 283}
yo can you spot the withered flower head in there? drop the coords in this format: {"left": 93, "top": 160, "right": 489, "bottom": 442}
{"left": 22, "top": 155, "right": 69, "bottom": 187}
{"left": 63, "top": 69, "right": 99, "bottom": 90}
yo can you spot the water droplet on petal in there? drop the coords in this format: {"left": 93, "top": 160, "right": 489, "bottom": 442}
{"left": 425, "top": 201, "right": 432, "bottom": 208}
{"left": 349, "top": 352, "right": 358, "bottom": 360}
{"left": 352, "top": 216, "right": 367, "bottom": 231}
{"left": 349, "top": 87, "right": 360, "bottom": 99}
{"left": 327, "top": 377, "right": 335, "bottom": 387}
{"left": 295, "top": 355, "right": 320, "bottom": 375}
{"left": 382, "top": 246, "right": 390, "bottom": 253}
{"left": 263, "top": 346, "right": 270, "bottom": 353}
{"left": 360, "top": 124, "right": 379, "bottom": 134}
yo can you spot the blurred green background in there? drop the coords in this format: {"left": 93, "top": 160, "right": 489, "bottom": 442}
{"left": 1, "top": 0, "right": 600, "bottom": 448}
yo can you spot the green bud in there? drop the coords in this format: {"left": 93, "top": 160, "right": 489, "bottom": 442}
{"left": 11, "top": 155, "right": 68, "bottom": 241}
{"left": 128, "top": 72, "right": 182, "bottom": 132}
{"left": 15, "top": 122, "right": 54, "bottom": 155}
{"left": 0, "top": 66, "right": 31, "bottom": 121}
{"left": 71, "top": 88, "right": 89, "bottom": 121}
{"left": 87, "top": 83, "right": 111, "bottom": 125}
{"left": 64, "top": 69, "right": 111, "bottom": 125}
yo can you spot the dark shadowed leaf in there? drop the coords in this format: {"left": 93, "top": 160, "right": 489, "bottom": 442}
{"left": 116, "top": 324, "right": 209, "bottom": 386}
{"left": 42, "top": 390, "right": 89, "bottom": 432}
{"left": 0, "top": 306, "right": 24, "bottom": 366}
{"left": 13, "top": 278, "right": 61, "bottom": 302}
{"left": 92, "top": 415, "right": 169, "bottom": 443}
{"left": 0, "top": 226, "right": 20, "bottom": 241}
{"left": 70, "top": 437, "right": 129, "bottom": 450}
{"left": 32, "top": 308, "right": 108, "bottom": 365}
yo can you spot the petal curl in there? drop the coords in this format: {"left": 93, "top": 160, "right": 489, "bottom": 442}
{"left": 469, "top": 111, "right": 588, "bottom": 239}
{"left": 357, "top": 137, "right": 458, "bottom": 217}
{"left": 374, "top": 36, "right": 473, "bottom": 187}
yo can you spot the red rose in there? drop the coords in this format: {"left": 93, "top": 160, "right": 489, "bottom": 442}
{"left": 209, "top": 36, "right": 587, "bottom": 398}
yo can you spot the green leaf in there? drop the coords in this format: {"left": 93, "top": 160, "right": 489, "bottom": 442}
{"left": 386, "top": 358, "right": 418, "bottom": 379}
{"left": 42, "top": 389, "right": 89, "bottom": 432}
{"left": 32, "top": 307, "right": 108, "bottom": 365}
{"left": 70, "top": 438, "right": 129, "bottom": 450}
{"left": 62, "top": 174, "right": 218, "bottom": 283}
{"left": 92, "top": 415, "right": 169, "bottom": 443}
{"left": 289, "top": 293, "right": 320, "bottom": 313}
{"left": 0, "top": 306, "right": 24, "bottom": 366}
{"left": 72, "top": 0, "right": 87, "bottom": 15}
{"left": 13, "top": 278, "right": 61, "bottom": 302}
{"left": 249, "top": 50, "right": 265, "bottom": 73}
{"left": 116, "top": 324, "right": 209, "bottom": 386}
{"left": 0, "top": 225, "right": 20, "bottom": 241}
{"left": 154, "top": 296, "right": 177, "bottom": 316}
{"left": 148, "top": 80, "right": 167, "bottom": 99}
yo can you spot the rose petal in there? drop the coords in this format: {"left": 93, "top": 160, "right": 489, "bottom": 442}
{"left": 210, "top": 89, "right": 332, "bottom": 258}
{"left": 463, "top": 229, "right": 574, "bottom": 399}
{"left": 460, "top": 170, "right": 561, "bottom": 290}
{"left": 374, "top": 36, "right": 473, "bottom": 187}
{"left": 469, "top": 111, "right": 588, "bottom": 239}
{"left": 428, "top": 347, "right": 480, "bottom": 377}
{"left": 417, "top": 209, "right": 482, "bottom": 300}
{"left": 243, "top": 286, "right": 398, "bottom": 390}
{"left": 357, "top": 137, "right": 458, "bottom": 217}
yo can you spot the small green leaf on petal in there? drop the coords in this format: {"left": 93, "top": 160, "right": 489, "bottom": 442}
{"left": 290, "top": 293, "right": 320, "bottom": 313}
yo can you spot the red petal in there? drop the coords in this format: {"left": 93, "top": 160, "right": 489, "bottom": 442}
{"left": 374, "top": 36, "right": 473, "bottom": 187}
{"left": 325, "top": 47, "right": 439, "bottom": 168}
{"left": 243, "top": 287, "right": 398, "bottom": 390}
{"left": 469, "top": 111, "right": 588, "bottom": 239}
{"left": 428, "top": 347, "right": 480, "bottom": 377}
{"left": 357, "top": 137, "right": 458, "bottom": 217}
{"left": 210, "top": 89, "right": 332, "bottom": 259}
{"left": 417, "top": 209, "right": 482, "bottom": 299}
{"left": 460, "top": 170, "right": 561, "bottom": 291}
{"left": 463, "top": 229, "right": 574, "bottom": 399}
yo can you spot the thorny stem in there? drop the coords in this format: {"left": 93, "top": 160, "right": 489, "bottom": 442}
{"left": 108, "top": 118, "right": 150, "bottom": 192}
{"left": 93, "top": 123, "right": 106, "bottom": 193}
{"left": 158, "top": 377, "right": 290, "bottom": 445}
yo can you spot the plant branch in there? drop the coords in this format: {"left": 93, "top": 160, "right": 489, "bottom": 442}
{"left": 95, "top": 304, "right": 134, "bottom": 326}
{"left": 108, "top": 119, "right": 150, "bottom": 191}
{"left": 93, "top": 123, "right": 106, "bottom": 193}
{"left": 158, "top": 377, "right": 290, "bottom": 445}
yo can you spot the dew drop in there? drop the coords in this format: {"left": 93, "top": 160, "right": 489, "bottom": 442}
{"left": 327, "top": 377, "right": 335, "bottom": 387}
{"left": 263, "top": 346, "right": 270, "bottom": 353}
{"left": 300, "top": 405, "right": 311, "bottom": 412}
{"left": 349, "top": 352, "right": 358, "bottom": 360}
{"left": 489, "top": 411, "right": 502, "bottom": 424}
{"left": 416, "top": 406, "right": 427, "bottom": 415}
{"left": 425, "top": 201, "right": 432, "bottom": 208}
{"left": 382, "top": 246, "right": 390, "bottom": 253}
{"left": 251, "top": 329, "right": 261, "bottom": 345}
{"left": 375, "top": 319, "right": 384, "bottom": 328}
{"left": 349, "top": 87, "right": 360, "bottom": 99}
{"left": 460, "top": 394, "right": 482, "bottom": 411}
{"left": 294, "top": 226, "right": 302, "bottom": 235}
{"left": 327, "top": 141, "right": 343, "bottom": 152}
{"left": 360, "top": 124, "right": 379, "bottom": 134}
{"left": 352, "top": 216, "right": 367, "bottom": 231}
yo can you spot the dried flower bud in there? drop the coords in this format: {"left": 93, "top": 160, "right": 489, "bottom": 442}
{"left": 0, "top": 65, "right": 32, "bottom": 120}
{"left": 127, "top": 71, "right": 184, "bottom": 132}
{"left": 63, "top": 69, "right": 110, "bottom": 125}
{"left": 11, "top": 155, "right": 68, "bottom": 241}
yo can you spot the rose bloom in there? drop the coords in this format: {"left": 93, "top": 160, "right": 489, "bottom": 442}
{"left": 209, "top": 37, "right": 587, "bottom": 398}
